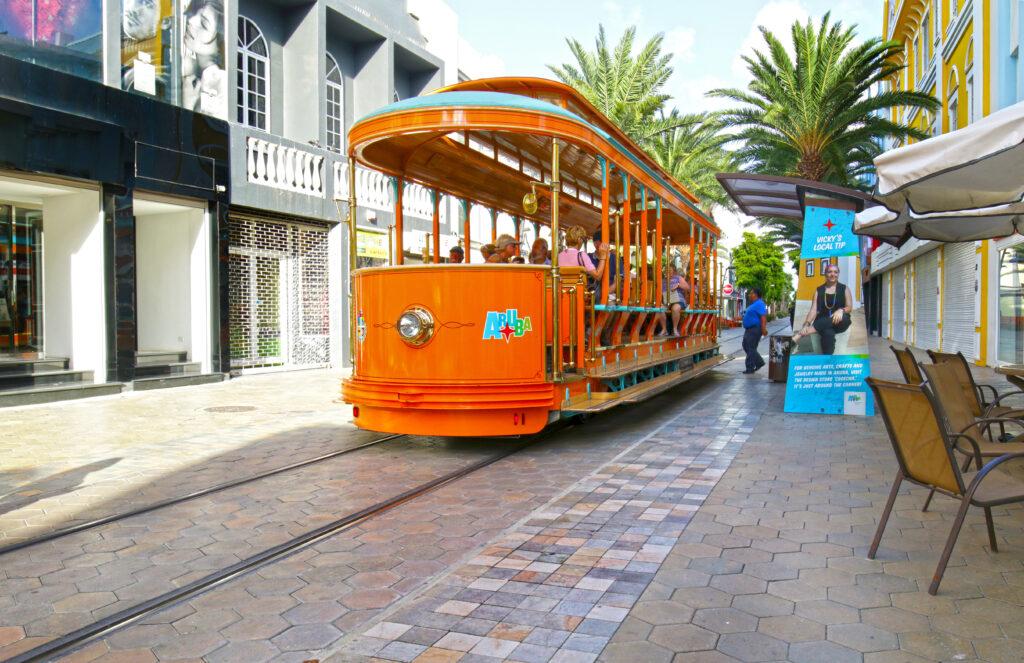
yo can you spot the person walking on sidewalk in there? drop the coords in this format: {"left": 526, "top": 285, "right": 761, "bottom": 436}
{"left": 741, "top": 287, "right": 768, "bottom": 374}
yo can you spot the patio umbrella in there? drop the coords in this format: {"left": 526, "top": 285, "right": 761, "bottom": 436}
{"left": 854, "top": 99, "right": 1024, "bottom": 244}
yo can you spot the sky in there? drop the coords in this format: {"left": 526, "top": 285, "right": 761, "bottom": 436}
{"left": 449, "top": 0, "right": 882, "bottom": 249}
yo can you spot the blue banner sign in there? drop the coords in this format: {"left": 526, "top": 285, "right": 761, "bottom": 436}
{"left": 801, "top": 205, "right": 861, "bottom": 258}
{"left": 784, "top": 206, "right": 873, "bottom": 416}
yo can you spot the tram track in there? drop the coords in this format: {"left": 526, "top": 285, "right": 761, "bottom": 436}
{"left": 8, "top": 435, "right": 539, "bottom": 663}
{"left": 0, "top": 433, "right": 406, "bottom": 557}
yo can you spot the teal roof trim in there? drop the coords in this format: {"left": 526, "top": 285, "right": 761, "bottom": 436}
{"left": 355, "top": 91, "right": 713, "bottom": 227}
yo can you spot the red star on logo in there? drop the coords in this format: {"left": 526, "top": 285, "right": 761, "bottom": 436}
{"left": 824, "top": 219, "right": 836, "bottom": 231}
{"left": 499, "top": 323, "right": 516, "bottom": 342}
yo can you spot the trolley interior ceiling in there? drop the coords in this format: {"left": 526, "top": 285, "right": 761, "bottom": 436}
{"left": 347, "top": 78, "right": 718, "bottom": 242}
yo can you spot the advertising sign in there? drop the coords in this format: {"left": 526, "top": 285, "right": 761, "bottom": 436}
{"left": 784, "top": 206, "right": 873, "bottom": 416}
{"left": 180, "top": 0, "right": 227, "bottom": 119}
{"left": 121, "top": 0, "right": 174, "bottom": 99}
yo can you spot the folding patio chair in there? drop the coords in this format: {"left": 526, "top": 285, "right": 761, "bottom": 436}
{"left": 866, "top": 377, "right": 1024, "bottom": 595}
{"left": 890, "top": 345, "right": 924, "bottom": 385}
{"left": 927, "top": 350, "right": 1024, "bottom": 419}
{"left": 918, "top": 361, "right": 1024, "bottom": 511}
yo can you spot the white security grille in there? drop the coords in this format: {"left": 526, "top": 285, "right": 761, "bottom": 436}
{"left": 915, "top": 250, "right": 939, "bottom": 350}
{"left": 881, "top": 272, "right": 889, "bottom": 338}
{"left": 943, "top": 242, "right": 977, "bottom": 358}
{"left": 892, "top": 265, "right": 906, "bottom": 343}
{"left": 229, "top": 216, "right": 330, "bottom": 369}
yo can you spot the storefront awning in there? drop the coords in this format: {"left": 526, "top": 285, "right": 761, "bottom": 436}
{"left": 715, "top": 173, "right": 879, "bottom": 225}
{"left": 854, "top": 100, "right": 1024, "bottom": 245}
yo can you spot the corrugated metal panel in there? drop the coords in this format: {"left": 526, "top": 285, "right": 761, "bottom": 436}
{"left": 943, "top": 242, "right": 977, "bottom": 358}
{"left": 893, "top": 265, "right": 906, "bottom": 343}
{"left": 881, "top": 272, "right": 889, "bottom": 338}
{"left": 915, "top": 250, "right": 939, "bottom": 350}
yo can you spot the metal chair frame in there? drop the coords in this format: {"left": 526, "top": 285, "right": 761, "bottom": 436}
{"left": 867, "top": 377, "right": 1024, "bottom": 595}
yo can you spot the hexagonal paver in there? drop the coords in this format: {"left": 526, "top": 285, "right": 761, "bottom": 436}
{"left": 972, "top": 637, "right": 1024, "bottom": 663}
{"left": 340, "top": 588, "right": 400, "bottom": 610}
{"left": 205, "top": 640, "right": 278, "bottom": 663}
{"left": 672, "top": 587, "right": 734, "bottom": 609}
{"left": 828, "top": 585, "right": 893, "bottom": 609}
{"left": 757, "top": 615, "right": 824, "bottom": 642}
{"left": 281, "top": 600, "right": 348, "bottom": 625}
{"left": 828, "top": 623, "right": 899, "bottom": 652}
{"left": 789, "top": 640, "right": 861, "bottom": 663}
{"left": 151, "top": 632, "right": 226, "bottom": 660}
{"left": 716, "top": 632, "right": 788, "bottom": 662}
{"left": 271, "top": 623, "right": 342, "bottom": 651}
{"left": 692, "top": 608, "right": 757, "bottom": 634}
{"left": 898, "top": 630, "right": 974, "bottom": 660}
{"left": 708, "top": 574, "right": 766, "bottom": 596}
{"left": 861, "top": 607, "right": 929, "bottom": 634}
{"left": 347, "top": 570, "right": 401, "bottom": 589}
{"left": 602, "top": 640, "right": 673, "bottom": 663}
{"left": 629, "top": 600, "right": 695, "bottom": 626}
{"left": 731, "top": 593, "right": 793, "bottom": 618}
{"left": 221, "top": 615, "right": 290, "bottom": 641}
{"left": 648, "top": 623, "right": 719, "bottom": 652}
{"left": 767, "top": 579, "right": 827, "bottom": 602}
{"left": 793, "top": 599, "right": 860, "bottom": 625}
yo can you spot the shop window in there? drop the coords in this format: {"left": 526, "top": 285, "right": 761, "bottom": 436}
{"left": 121, "top": 0, "right": 177, "bottom": 102}
{"left": 947, "top": 68, "right": 959, "bottom": 131}
{"left": 237, "top": 16, "right": 269, "bottom": 130}
{"left": 0, "top": 0, "right": 104, "bottom": 81}
{"left": 325, "top": 53, "right": 344, "bottom": 152}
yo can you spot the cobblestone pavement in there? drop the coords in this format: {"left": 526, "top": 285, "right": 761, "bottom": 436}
{"left": 11, "top": 326, "right": 1023, "bottom": 662}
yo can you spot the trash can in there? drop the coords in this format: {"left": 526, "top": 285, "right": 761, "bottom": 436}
{"left": 768, "top": 334, "right": 791, "bottom": 383}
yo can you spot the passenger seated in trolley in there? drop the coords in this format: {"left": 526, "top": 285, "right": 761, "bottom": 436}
{"left": 488, "top": 234, "right": 518, "bottom": 263}
{"left": 448, "top": 245, "right": 464, "bottom": 264}
{"left": 529, "top": 238, "right": 550, "bottom": 265}
{"left": 668, "top": 264, "right": 690, "bottom": 335}
{"left": 480, "top": 243, "right": 496, "bottom": 262}
{"left": 558, "top": 225, "right": 607, "bottom": 282}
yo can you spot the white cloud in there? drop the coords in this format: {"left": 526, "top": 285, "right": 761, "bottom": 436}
{"left": 458, "top": 37, "right": 506, "bottom": 80}
{"left": 731, "top": 1, "right": 810, "bottom": 79}
{"left": 664, "top": 26, "right": 696, "bottom": 63}
{"left": 667, "top": 72, "right": 731, "bottom": 114}
{"left": 601, "top": 1, "right": 644, "bottom": 30}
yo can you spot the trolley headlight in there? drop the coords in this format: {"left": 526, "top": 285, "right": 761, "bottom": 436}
{"left": 396, "top": 307, "right": 434, "bottom": 346}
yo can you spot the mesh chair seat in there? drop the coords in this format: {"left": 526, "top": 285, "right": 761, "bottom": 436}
{"left": 960, "top": 469, "right": 1024, "bottom": 506}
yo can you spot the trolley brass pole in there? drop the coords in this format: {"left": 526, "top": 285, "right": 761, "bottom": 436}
{"left": 393, "top": 178, "right": 404, "bottom": 265}
{"left": 513, "top": 216, "right": 522, "bottom": 256}
{"left": 346, "top": 157, "right": 358, "bottom": 370}
{"left": 633, "top": 218, "right": 640, "bottom": 304}
{"left": 599, "top": 159, "right": 610, "bottom": 306}
{"left": 461, "top": 198, "right": 471, "bottom": 263}
{"left": 490, "top": 208, "right": 497, "bottom": 243}
{"left": 713, "top": 236, "right": 719, "bottom": 330}
{"left": 431, "top": 190, "right": 440, "bottom": 264}
{"left": 613, "top": 209, "right": 621, "bottom": 303}
{"left": 621, "top": 173, "right": 631, "bottom": 308}
{"left": 550, "top": 139, "right": 562, "bottom": 382}
{"left": 639, "top": 186, "right": 648, "bottom": 307}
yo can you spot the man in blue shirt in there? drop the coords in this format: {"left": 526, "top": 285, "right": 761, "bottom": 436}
{"left": 741, "top": 287, "right": 768, "bottom": 374}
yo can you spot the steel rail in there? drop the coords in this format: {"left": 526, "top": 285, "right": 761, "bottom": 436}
{"left": 0, "top": 434, "right": 405, "bottom": 557}
{"left": 9, "top": 438, "right": 534, "bottom": 663}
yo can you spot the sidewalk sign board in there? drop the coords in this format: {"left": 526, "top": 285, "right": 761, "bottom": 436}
{"left": 783, "top": 204, "right": 874, "bottom": 416}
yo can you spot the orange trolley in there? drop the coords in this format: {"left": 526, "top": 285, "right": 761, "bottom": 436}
{"left": 342, "top": 78, "right": 724, "bottom": 437}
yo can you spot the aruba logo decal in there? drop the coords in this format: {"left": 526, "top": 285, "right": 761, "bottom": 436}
{"left": 482, "top": 309, "right": 533, "bottom": 343}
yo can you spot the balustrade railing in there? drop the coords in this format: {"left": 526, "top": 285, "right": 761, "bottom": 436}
{"left": 246, "top": 136, "right": 324, "bottom": 197}
{"left": 333, "top": 162, "right": 434, "bottom": 219}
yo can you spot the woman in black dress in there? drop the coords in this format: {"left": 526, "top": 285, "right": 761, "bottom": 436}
{"left": 791, "top": 263, "right": 852, "bottom": 355}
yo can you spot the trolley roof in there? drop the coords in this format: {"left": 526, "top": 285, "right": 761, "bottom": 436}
{"left": 347, "top": 77, "right": 719, "bottom": 242}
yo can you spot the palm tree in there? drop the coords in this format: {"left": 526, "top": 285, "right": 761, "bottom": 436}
{"left": 648, "top": 111, "right": 737, "bottom": 211}
{"left": 548, "top": 25, "right": 683, "bottom": 144}
{"left": 710, "top": 13, "right": 938, "bottom": 186}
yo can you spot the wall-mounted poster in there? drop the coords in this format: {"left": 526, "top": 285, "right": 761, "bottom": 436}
{"left": 181, "top": 0, "right": 226, "bottom": 119}
{"left": 121, "top": 0, "right": 174, "bottom": 100}
{"left": 784, "top": 205, "right": 874, "bottom": 416}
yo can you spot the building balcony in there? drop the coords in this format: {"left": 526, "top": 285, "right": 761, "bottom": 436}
{"left": 333, "top": 161, "right": 434, "bottom": 219}
{"left": 246, "top": 135, "right": 326, "bottom": 198}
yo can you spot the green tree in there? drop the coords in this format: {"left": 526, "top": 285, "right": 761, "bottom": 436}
{"left": 648, "top": 111, "right": 737, "bottom": 211}
{"left": 548, "top": 25, "right": 686, "bottom": 145}
{"left": 549, "top": 26, "right": 735, "bottom": 210}
{"left": 732, "top": 231, "right": 791, "bottom": 306}
{"left": 710, "top": 13, "right": 938, "bottom": 186}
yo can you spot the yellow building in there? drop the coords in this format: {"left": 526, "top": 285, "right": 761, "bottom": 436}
{"left": 872, "top": 0, "right": 1010, "bottom": 366}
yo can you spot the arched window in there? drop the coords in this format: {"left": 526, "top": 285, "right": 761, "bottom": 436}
{"left": 325, "top": 54, "right": 344, "bottom": 152}
{"left": 237, "top": 16, "right": 269, "bottom": 130}
{"left": 947, "top": 68, "right": 959, "bottom": 132}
